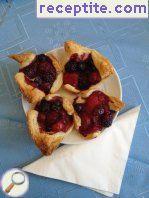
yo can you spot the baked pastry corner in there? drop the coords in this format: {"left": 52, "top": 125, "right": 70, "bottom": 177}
{"left": 27, "top": 94, "right": 74, "bottom": 155}
{"left": 73, "top": 90, "right": 125, "bottom": 140}
{"left": 63, "top": 40, "right": 115, "bottom": 94}
{"left": 10, "top": 52, "right": 63, "bottom": 103}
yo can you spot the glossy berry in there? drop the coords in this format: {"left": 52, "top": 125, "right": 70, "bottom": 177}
{"left": 37, "top": 54, "right": 48, "bottom": 62}
{"left": 80, "top": 113, "right": 91, "bottom": 129}
{"left": 46, "top": 111, "right": 59, "bottom": 125}
{"left": 52, "top": 120, "right": 65, "bottom": 132}
{"left": 60, "top": 109, "right": 68, "bottom": 120}
{"left": 45, "top": 124, "right": 52, "bottom": 132}
{"left": 38, "top": 62, "right": 53, "bottom": 74}
{"left": 65, "top": 61, "right": 77, "bottom": 72}
{"left": 36, "top": 99, "right": 51, "bottom": 113}
{"left": 42, "top": 73, "right": 52, "bottom": 82}
{"left": 89, "top": 71, "right": 101, "bottom": 84}
{"left": 21, "top": 54, "right": 57, "bottom": 94}
{"left": 34, "top": 76, "right": 42, "bottom": 86}
{"left": 92, "top": 105, "right": 105, "bottom": 125}
{"left": 63, "top": 72, "right": 79, "bottom": 88}
{"left": 101, "top": 112, "right": 113, "bottom": 127}
{"left": 97, "top": 105, "right": 105, "bottom": 115}
{"left": 85, "top": 93, "right": 100, "bottom": 112}
{"left": 21, "top": 65, "right": 37, "bottom": 79}
{"left": 42, "top": 83, "right": 52, "bottom": 94}
{"left": 73, "top": 103, "right": 84, "bottom": 114}
{"left": 50, "top": 100, "right": 62, "bottom": 111}
{"left": 78, "top": 62, "right": 86, "bottom": 72}
{"left": 86, "top": 56, "right": 96, "bottom": 71}
{"left": 78, "top": 74, "right": 90, "bottom": 90}
{"left": 37, "top": 113, "right": 46, "bottom": 125}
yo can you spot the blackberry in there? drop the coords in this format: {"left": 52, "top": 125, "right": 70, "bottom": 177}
{"left": 74, "top": 103, "right": 84, "bottom": 114}
{"left": 78, "top": 62, "right": 86, "bottom": 72}
{"left": 65, "top": 61, "right": 77, "bottom": 72}
{"left": 78, "top": 74, "right": 90, "bottom": 90}
{"left": 86, "top": 56, "right": 97, "bottom": 72}
{"left": 45, "top": 125, "right": 52, "bottom": 132}
{"left": 36, "top": 99, "right": 51, "bottom": 113}
{"left": 50, "top": 100, "right": 62, "bottom": 111}
{"left": 37, "top": 54, "right": 48, "bottom": 62}
{"left": 41, "top": 82, "right": 52, "bottom": 94}
{"left": 34, "top": 76, "right": 42, "bottom": 86}
{"left": 21, "top": 65, "right": 37, "bottom": 79}
{"left": 42, "top": 73, "right": 53, "bottom": 83}
{"left": 101, "top": 112, "right": 113, "bottom": 127}
{"left": 97, "top": 105, "right": 105, "bottom": 115}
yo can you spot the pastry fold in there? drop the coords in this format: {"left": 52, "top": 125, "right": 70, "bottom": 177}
{"left": 63, "top": 40, "right": 114, "bottom": 94}
{"left": 10, "top": 53, "right": 63, "bottom": 104}
{"left": 74, "top": 91, "right": 125, "bottom": 139}
{"left": 27, "top": 94, "right": 74, "bottom": 155}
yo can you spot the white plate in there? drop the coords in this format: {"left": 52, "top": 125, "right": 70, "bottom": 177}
{"left": 22, "top": 47, "right": 122, "bottom": 145}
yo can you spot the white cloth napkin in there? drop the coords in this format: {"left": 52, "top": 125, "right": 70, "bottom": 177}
{"left": 23, "top": 106, "right": 140, "bottom": 197}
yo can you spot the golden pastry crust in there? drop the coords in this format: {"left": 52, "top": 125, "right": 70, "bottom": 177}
{"left": 63, "top": 84, "right": 80, "bottom": 93}
{"left": 50, "top": 73, "right": 63, "bottom": 94}
{"left": 47, "top": 54, "right": 62, "bottom": 73}
{"left": 74, "top": 91, "right": 125, "bottom": 139}
{"left": 63, "top": 40, "right": 114, "bottom": 94}
{"left": 85, "top": 132, "right": 101, "bottom": 139}
{"left": 64, "top": 40, "right": 91, "bottom": 56}
{"left": 27, "top": 94, "right": 74, "bottom": 155}
{"left": 91, "top": 50, "right": 114, "bottom": 80}
{"left": 9, "top": 53, "right": 36, "bottom": 68}
{"left": 10, "top": 52, "right": 63, "bottom": 103}
{"left": 108, "top": 96, "right": 125, "bottom": 112}
{"left": 15, "top": 72, "right": 45, "bottom": 104}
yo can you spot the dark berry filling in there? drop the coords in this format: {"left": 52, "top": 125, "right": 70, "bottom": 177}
{"left": 35, "top": 97, "right": 73, "bottom": 134}
{"left": 73, "top": 91, "right": 116, "bottom": 137}
{"left": 20, "top": 54, "right": 57, "bottom": 94}
{"left": 63, "top": 53, "right": 101, "bottom": 91}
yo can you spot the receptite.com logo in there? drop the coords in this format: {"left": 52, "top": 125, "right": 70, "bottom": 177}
{"left": 1, "top": 169, "right": 29, "bottom": 197}
{"left": 37, "top": 0, "right": 148, "bottom": 18}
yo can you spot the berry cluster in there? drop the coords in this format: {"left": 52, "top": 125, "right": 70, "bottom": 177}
{"left": 20, "top": 54, "right": 56, "bottom": 94}
{"left": 63, "top": 53, "right": 101, "bottom": 90}
{"left": 35, "top": 97, "right": 73, "bottom": 133}
{"left": 73, "top": 91, "right": 115, "bottom": 137}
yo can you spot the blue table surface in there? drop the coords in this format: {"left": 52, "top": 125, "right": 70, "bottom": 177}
{"left": 0, "top": 1, "right": 149, "bottom": 198}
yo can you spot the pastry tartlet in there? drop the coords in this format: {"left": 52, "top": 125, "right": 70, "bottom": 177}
{"left": 27, "top": 94, "right": 74, "bottom": 155}
{"left": 10, "top": 53, "right": 63, "bottom": 103}
{"left": 73, "top": 90, "right": 125, "bottom": 139}
{"left": 63, "top": 40, "right": 114, "bottom": 94}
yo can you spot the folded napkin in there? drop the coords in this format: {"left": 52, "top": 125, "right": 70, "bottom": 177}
{"left": 23, "top": 106, "right": 140, "bottom": 197}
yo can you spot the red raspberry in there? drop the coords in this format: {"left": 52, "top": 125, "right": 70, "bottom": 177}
{"left": 86, "top": 91, "right": 109, "bottom": 113}
{"left": 101, "top": 111, "right": 113, "bottom": 127}
{"left": 89, "top": 71, "right": 101, "bottom": 84}
{"left": 41, "top": 82, "right": 52, "bottom": 94}
{"left": 52, "top": 120, "right": 65, "bottom": 132}
{"left": 63, "top": 72, "right": 79, "bottom": 88}
{"left": 38, "top": 113, "right": 46, "bottom": 124}
{"left": 90, "top": 125, "right": 103, "bottom": 133}
{"left": 37, "top": 113, "right": 46, "bottom": 130}
{"left": 85, "top": 92, "right": 100, "bottom": 113}
{"left": 80, "top": 113, "right": 91, "bottom": 129}
{"left": 46, "top": 111, "right": 59, "bottom": 125}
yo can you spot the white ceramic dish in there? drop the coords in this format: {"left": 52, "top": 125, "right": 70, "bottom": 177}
{"left": 22, "top": 47, "right": 122, "bottom": 144}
